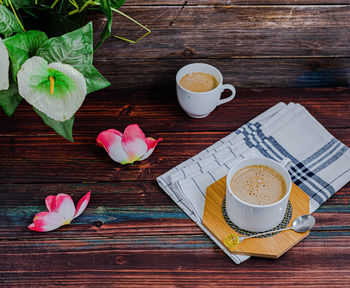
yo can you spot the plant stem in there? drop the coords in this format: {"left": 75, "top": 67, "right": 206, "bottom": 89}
{"left": 111, "top": 7, "right": 151, "bottom": 43}
{"left": 78, "top": 0, "right": 96, "bottom": 13}
{"left": 58, "top": 0, "right": 64, "bottom": 14}
{"left": 68, "top": 8, "right": 79, "bottom": 15}
{"left": 50, "top": 0, "right": 59, "bottom": 9}
{"left": 67, "top": 0, "right": 80, "bottom": 15}
{"left": 91, "top": 3, "right": 151, "bottom": 43}
{"left": 7, "top": 0, "right": 26, "bottom": 31}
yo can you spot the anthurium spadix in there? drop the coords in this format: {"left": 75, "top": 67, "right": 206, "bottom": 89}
{"left": 0, "top": 38, "right": 9, "bottom": 90}
{"left": 17, "top": 56, "right": 87, "bottom": 122}
{"left": 97, "top": 124, "right": 163, "bottom": 164}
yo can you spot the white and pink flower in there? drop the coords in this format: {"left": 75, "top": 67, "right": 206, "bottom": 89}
{"left": 97, "top": 124, "right": 162, "bottom": 164}
{"left": 28, "top": 191, "right": 91, "bottom": 232}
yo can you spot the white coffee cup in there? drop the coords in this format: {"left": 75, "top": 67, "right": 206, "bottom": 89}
{"left": 226, "top": 157, "right": 292, "bottom": 232}
{"left": 176, "top": 63, "right": 236, "bottom": 118}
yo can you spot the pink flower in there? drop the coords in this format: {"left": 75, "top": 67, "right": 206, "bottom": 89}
{"left": 28, "top": 191, "right": 91, "bottom": 232}
{"left": 96, "top": 124, "right": 162, "bottom": 164}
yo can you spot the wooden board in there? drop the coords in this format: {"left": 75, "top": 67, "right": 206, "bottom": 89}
{"left": 203, "top": 177, "right": 310, "bottom": 258}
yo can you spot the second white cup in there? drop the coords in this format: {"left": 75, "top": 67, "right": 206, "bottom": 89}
{"left": 176, "top": 63, "right": 236, "bottom": 118}
{"left": 226, "top": 157, "right": 292, "bottom": 232}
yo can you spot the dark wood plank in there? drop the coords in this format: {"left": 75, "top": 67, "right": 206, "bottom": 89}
{"left": 0, "top": 129, "right": 348, "bottom": 183}
{"left": 0, "top": 181, "right": 349, "bottom": 286}
{"left": 96, "top": 28, "right": 350, "bottom": 58}
{"left": 0, "top": 232, "right": 349, "bottom": 287}
{"left": 1, "top": 182, "right": 347, "bottom": 211}
{"left": 91, "top": 58, "right": 350, "bottom": 89}
{"left": 93, "top": 6, "right": 350, "bottom": 59}
{"left": 1, "top": 179, "right": 349, "bottom": 286}
{"left": 112, "top": 4, "right": 350, "bottom": 29}
{"left": 0, "top": 181, "right": 348, "bottom": 239}
{"left": 86, "top": 5, "right": 350, "bottom": 88}
{"left": 124, "top": 1, "right": 350, "bottom": 5}
{"left": 1, "top": 88, "right": 349, "bottom": 136}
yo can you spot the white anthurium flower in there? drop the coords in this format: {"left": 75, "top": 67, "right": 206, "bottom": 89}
{"left": 17, "top": 56, "right": 87, "bottom": 122}
{"left": 0, "top": 38, "right": 9, "bottom": 90}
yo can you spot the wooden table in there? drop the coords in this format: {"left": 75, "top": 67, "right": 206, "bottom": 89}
{"left": 1, "top": 88, "right": 349, "bottom": 287}
{"left": 1, "top": 1, "right": 350, "bottom": 287}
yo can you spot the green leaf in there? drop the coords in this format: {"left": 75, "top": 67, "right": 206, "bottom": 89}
{"left": 0, "top": 79, "right": 22, "bottom": 117}
{"left": 110, "top": 0, "right": 124, "bottom": 9}
{"left": 36, "top": 22, "right": 110, "bottom": 94}
{"left": 3, "top": 30, "right": 48, "bottom": 80}
{"left": 34, "top": 107, "right": 74, "bottom": 142}
{"left": 94, "top": 0, "right": 112, "bottom": 50}
{"left": 11, "top": 0, "right": 34, "bottom": 9}
{"left": 82, "top": 65, "right": 110, "bottom": 94}
{"left": 0, "top": 5, "right": 22, "bottom": 38}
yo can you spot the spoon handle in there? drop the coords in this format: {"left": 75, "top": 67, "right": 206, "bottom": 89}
{"left": 243, "top": 227, "right": 291, "bottom": 239}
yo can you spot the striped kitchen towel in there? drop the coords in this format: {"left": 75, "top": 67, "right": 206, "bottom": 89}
{"left": 157, "top": 102, "right": 350, "bottom": 264}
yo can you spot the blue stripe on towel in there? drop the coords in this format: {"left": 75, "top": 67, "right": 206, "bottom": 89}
{"left": 307, "top": 142, "right": 342, "bottom": 169}
{"left": 234, "top": 122, "right": 342, "bottom": 206}
{"left": 303, "top": 139, "right": 338, "bottom": 165}
{"left": 312, "top": 146, "right": 348, "bottom": 174}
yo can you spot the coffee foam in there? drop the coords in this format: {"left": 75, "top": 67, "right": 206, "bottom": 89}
{"left": 230, "top": 165, "right": 287, "bottom": 205}
{"left": 180, "top": 72, "right": 218, "bottom": 93}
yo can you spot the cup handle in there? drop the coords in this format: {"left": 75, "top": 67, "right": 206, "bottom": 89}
{"left": 217, "top": 84, "right": 236, "bottom": 106}
{"left": 281, "top": 158, "right": 292, "bottom": 169}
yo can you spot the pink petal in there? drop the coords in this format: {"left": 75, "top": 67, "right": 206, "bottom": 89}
{"left": 139, "top": 137, "right": 163, "bottom": 161}
{"left": 45, "top": 195, "right": 57, "bottom": 212}
{"left": 97, "top": 129, "right": 122, "bottom": 152}
{"left": 56, "top": 193, "right": 75, "bottom": 221}
{"left": 74, "top": 191, "right": 91, "bottom": 219}
{"left": 121, "top": 124, "right": 148, "bottom": 162}
{"left": 28, "top": 211, "right": 65, "bottom": 232}
{"left": 96, "top": 129, "right": 129, "bottom": 164}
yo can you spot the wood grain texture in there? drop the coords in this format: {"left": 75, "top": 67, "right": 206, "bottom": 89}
{"left": 1, "top": 175, "right": 349, "bottom": 287}
{"left": 0, "top": 128, "right": 348, "bottom": 184}
{"left": 1, "top": 234, "right": 350, "bottom": 287}
{"left": 124, "top": 1, "right": 350, "bottom": 5}
{"left": 91, "top": 58, "right": 350, "bottom": 89}
{"left": 85, "top": 5, "right": 350, "bottom": 88}
{"left": 94, "top": 6, "right": 350, "bottom": 58}
{"left": 0, "top": 181, "right": 348, "bottom": 237}
{"left": 1, "top": 88, "right": 349, "bottom": 135}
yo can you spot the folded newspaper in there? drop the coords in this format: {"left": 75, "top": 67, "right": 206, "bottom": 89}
{"left": 157, "top": 102, "right": 350, "bottom": 264}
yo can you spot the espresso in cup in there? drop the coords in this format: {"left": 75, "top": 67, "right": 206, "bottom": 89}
{"left": 180, "top": 72, "right": 219, "bottom": 93}
{"left": 230, "top": 165, "right": 287, "bottom": 206}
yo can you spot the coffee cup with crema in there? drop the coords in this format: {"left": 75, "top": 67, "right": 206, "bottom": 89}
{"left": 226, "top": 157, "right": 292, "bottom": 232}
{"left": 176, "top": 63, "right": 236, "bottom": 118}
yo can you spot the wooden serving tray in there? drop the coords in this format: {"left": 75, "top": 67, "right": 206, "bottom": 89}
{"left": 202, "top": 176, "right": 310, "bottom": 258}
